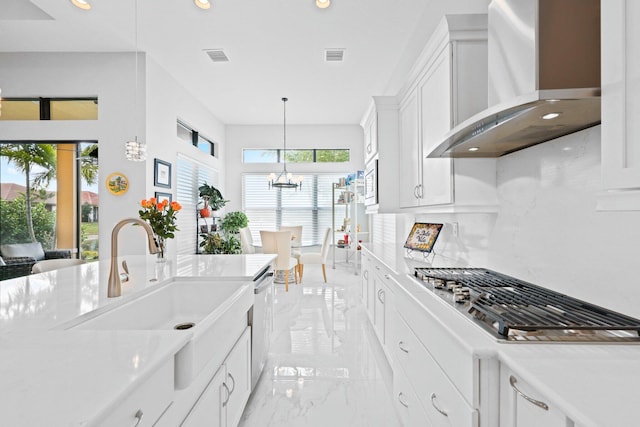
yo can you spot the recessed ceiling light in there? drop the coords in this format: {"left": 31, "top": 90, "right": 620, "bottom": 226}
{"left": 468, "top": 147, "right": 479, "bottom": 152}
{"left": 316, "top": 0, "right": 331, "bottom": 9}
{"left": 542, "top": 112, "right": 561, "bottom": 120}
{"left": 71, "top": 0, "right": 91, "bottom": 10}
{"left": 195, "top": 0, "right": 211, "bottom": 10}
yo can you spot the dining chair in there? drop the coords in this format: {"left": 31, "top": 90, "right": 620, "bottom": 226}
{"left": 299, "top": 227, "right": 332, "bottom": 283}
{"left": 259, "top": 230, "right": 299, "bottom": 291}
{"left": 279, "top": 225, "right": 302, "bottom": 278}
{"left": 239, "top": 227, "right": 256, "bottom": 254}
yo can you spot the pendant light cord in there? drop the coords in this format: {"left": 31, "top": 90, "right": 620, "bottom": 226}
{"left": 282, "top": 97, "right": 288, "bottom": 174}
{"left": 134, "top": 0, "right": 139, "bottom": 142}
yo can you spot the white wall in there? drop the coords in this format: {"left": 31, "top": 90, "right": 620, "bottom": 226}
{"left": 0, "top": 52, "right": 226, "bottom": 259}
{"left": 225, "top": 124, "right": 364, "bottom": 212}
{"left": 393, "top": 126, "right": 640, "bottom": 319}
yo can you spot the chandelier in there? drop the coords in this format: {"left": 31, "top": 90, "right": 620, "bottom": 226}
{"left": 268, "top": 97, "right": 303, "bottom": 190}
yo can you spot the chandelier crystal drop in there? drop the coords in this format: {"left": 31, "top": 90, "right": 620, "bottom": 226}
{"left": 268, "top": 97, "right": 303, "bottom": 190}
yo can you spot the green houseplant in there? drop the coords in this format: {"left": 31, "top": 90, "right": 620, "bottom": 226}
{"left": 199, "top": 211, "right": 248, "bottom": 255}
{"left": 198, "top": 183, "right": 228, "bottom": 213}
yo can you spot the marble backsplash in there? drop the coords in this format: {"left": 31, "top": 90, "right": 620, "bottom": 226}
{"left": 375, "top": 125, "right": 640, "bottom": 319}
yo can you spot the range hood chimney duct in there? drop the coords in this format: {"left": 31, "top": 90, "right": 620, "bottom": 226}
{"left": 428, "top": 0, "right": 601, "bottom": 158}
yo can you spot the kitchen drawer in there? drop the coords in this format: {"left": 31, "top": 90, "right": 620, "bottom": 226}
{"left": 393, "top": 364, "right": 433, "bottom": 427}
{"left": 392, "top": 312, "right": 478, "bottom": 427}
{"left": 97, "top": 358, "right": 174, "bottom": 427}
{"left": 395, "top": 282, "right": 475, "bottom": 403}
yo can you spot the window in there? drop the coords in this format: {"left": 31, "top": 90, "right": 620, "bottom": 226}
{"left": 177, "top": 120, "right": 216, "bottom": 157}
{"left": 0, "top": 98, "right": 98, "bottom": 120}
{"left": 243, "top": 148, "right": 349, "bottom": 163}
{"left": 242, "top": 173, "right": 344, "bottom": 246}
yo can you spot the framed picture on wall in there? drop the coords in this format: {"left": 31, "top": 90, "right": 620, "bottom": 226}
{"left": 154, "top": 158, "right": 171, "bottom": 188}
{"left": 154, "top": 191, "right": 172, "bottom": 204}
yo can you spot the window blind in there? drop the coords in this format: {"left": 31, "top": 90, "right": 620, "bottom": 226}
{"left": 176, "top": 154, "right": 218, "bottom": 254}
{"left": 242, "top": 173, "right": 345, "bottom": 246}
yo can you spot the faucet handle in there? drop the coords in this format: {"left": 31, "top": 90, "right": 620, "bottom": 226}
{"left": 120, "top": 260, "right": 130, "bottom": 282}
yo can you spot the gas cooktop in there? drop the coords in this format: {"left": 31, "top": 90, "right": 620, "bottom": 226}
{"left": 413, "top": 267, "right": 640, "bottom": 343}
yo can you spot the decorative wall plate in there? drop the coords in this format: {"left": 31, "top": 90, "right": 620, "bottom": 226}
{"left": 106, "top": 172, "right": 129, "bottom": 195}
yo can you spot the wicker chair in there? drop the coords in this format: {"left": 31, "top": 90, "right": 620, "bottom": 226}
{"left": 0, "top": 257, "right": 37, "bottom": 281}
{"left": 0, "top": 243, "right": 72, "bottom": 281}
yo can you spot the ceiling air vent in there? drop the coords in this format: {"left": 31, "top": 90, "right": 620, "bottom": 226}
{"left": 204, "top": 49, "right": 229, "bottom": 63}
{"left": 325, "top": 48, "right": 345, "bottom": 62}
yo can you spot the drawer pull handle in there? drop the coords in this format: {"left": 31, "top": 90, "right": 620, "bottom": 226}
{"left": 509, "top": 375, "right": 549, "bottom": 411}
{"left": 398, "top": 341, "right": 409, "bottom": 353}
{"left": 430, "top": 393, "right": 448, "bottom": 417}
{"left": 398, "top": 392, "right": 409, "bottom": 408}
{"left": 377, "top": 289, "right": 385, "bottom": 303}
{"left": 228, "top": 372, "right": 236, "bottom": 395}
{"left": 384, "top": 274, "right": 391, "bottom": 280}
{"left": 222, "top": 382, "right": 231, "bottom": 407}
{"left": 133, "top": 409, "right": 144, "bottom": 427}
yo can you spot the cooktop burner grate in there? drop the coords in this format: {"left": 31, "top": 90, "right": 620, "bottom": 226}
{"left": 414, "top": 268, "right": 640, "bottom": 339}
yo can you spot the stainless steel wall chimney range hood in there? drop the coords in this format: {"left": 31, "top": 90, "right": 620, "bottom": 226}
{"left": 428, "top": 0, "right": 601, "bottom": 158}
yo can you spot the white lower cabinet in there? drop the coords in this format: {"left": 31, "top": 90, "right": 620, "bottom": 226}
{"left": 181, "top": 327, "right": 252, "bottom": 427}
{"left": 393, "top": 363, "right": 433, "bottom": 427}
{"left": 499, "top": 365, "right": 571, "bottom": 427}
{"left": 390, "top": 311, "right": 478, "bottom": 427}
{"left": 97, "top": 358, "right": 174, "bottom": 427}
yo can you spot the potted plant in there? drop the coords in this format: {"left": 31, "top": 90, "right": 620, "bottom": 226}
{"left": 199, "top": 211, "right": 248, "bottom": 255}
{"left": 198, "top": 183, "right": 228, "bottom": 217}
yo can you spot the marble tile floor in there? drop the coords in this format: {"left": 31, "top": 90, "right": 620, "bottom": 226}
{"left": 238, "top": 263, "right": 401, "bottom": 427}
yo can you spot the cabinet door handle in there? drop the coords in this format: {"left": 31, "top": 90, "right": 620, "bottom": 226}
{"left": 375, "top": 265, "right": 380, "bottom": 271}
{"left": 363, "top": 270, "right": 368, "bottom": 280}
{"left": 367, "top": 143, "right": 372, "bottom": 154}
{"left": 377, "top": 289, "right": 385, "bottom": 303}
{"left": 509, "top": 375, "right": 549, "bottom": 411}
{"left": 384, "top": 274, "right": 391, "bottom": 280}
{"left": 222, "top": 382, "right": 231, "bottom": 407}
{"left": 228, "top": 372, "right": 236, "bottom": 395}
{"left": 398, "top": 340, "right": 409, "bottom": 353}
{"left": 133, "top": 409, "right": 144, "bottom": 427}
{"left": 397, "top": 392, "right": 409, "bottom": 408}
{"left": 413, "top": 185, "right": 419, "bottom": 199}
{"left": 417, "top": 184, "right": 423, "bottom": 198}
{"left": 430, "top": 393, "right": 448, "bottom": 417}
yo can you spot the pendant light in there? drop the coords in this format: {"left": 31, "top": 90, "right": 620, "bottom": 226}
{"left": 268, "top": 98, "right": 303, "bottom": 190}
{"left": 125, "top": 0, "right": 147, "bottom": 162}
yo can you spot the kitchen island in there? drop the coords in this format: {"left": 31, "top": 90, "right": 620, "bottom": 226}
{"left": 0, "top": 254, "right": 275, "bottom": 427}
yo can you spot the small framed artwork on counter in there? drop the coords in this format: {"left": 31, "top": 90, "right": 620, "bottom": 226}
{"left": 154, "top": 158, "right": 172, "bottom": 189}
{"left": 404, "top": 223, "right": 443, "bottom": 253}
{"left": 154, "top": 191, "right": 172, "bottom": 203}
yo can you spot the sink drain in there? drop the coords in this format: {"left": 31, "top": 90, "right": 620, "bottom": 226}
{"left": 174, "top": 322, "right": 195, "bottom": 330}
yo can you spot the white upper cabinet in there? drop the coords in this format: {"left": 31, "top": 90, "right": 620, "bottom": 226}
{"left": 600, "top": 0, "right": 640, "bottom": 210}
{"left": 396, "top": 14, "right": 498, "bottom": 211}
{"left": 399, "top": 89, "right": 422, "bottom": 207}
{"left": 361, "top": 96, "right": 399, "bottom": 213}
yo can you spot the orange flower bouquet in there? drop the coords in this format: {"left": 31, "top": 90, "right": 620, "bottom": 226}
{"left": 139, "top": 197, "right": 182, "bottom": 260}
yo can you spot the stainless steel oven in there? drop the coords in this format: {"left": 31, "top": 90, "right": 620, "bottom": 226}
{"left": 364, "top": 159, "right": 378, "bottom": 206}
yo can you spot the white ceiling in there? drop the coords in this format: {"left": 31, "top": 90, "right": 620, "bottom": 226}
{"left": 0, "top": 0, "right": 448, "bottom": 125}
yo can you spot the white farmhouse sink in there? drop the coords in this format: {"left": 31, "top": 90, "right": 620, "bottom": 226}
{"left": 69, "top": 279, "right": 253, "bottom": 389}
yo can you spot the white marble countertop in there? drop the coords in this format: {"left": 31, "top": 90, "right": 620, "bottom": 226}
{"left": 0, "top": 253, "right": 275, "bottom": 426}
{"left": 364, "top": 243, "right": 640, "bottom": 427}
